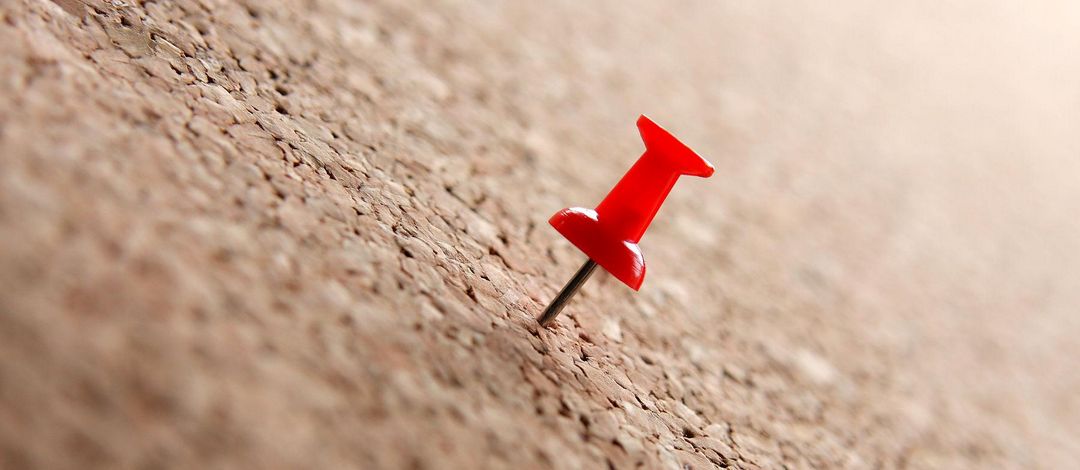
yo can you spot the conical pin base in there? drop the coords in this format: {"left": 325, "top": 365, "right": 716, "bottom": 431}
{"left": 538, "top": 259, "right": 598, "bottom": 327}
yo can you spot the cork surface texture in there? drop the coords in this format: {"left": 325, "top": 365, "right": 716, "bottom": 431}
{"left": 2, "top": 0, "right": 1079, "bottom": 468}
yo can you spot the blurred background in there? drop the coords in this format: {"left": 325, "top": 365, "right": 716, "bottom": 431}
{"left": 2, "top": 0, "right": 1079, "bottom": 468}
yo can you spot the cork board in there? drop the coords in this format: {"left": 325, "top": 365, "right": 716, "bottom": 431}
{"left": 2, "top": 0, "right": 1079, "bottom": 468}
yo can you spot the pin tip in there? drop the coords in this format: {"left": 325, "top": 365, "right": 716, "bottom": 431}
{"left": 535, "top": 258, "right": 599, "bottom": 328}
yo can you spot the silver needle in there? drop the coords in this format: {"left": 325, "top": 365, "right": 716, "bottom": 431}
{"left": 537, "top": 259, "right": 598, "bottom": 327}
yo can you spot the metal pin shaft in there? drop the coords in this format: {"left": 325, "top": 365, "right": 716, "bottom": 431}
{"left": 538, "top": 258, "right": 599, "bottom": 327}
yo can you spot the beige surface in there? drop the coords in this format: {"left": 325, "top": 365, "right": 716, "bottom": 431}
{"left": 2, "top": 0, "right": 1079, "bottom": 468}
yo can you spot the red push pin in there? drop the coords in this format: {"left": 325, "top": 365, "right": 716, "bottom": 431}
{"left": 538, "top": 115, "right": 714, "bottom": 327}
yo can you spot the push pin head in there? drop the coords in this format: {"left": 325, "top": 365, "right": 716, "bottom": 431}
{"left": 539, "top": 116, "right": 714, "bottom": 327}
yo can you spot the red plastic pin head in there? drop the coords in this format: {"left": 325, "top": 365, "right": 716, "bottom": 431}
{"left": 538, "top": 115, "right": 713, "bottom": 327}
{"left": 550, "top": 115, "right": 714, "bottom": 290}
